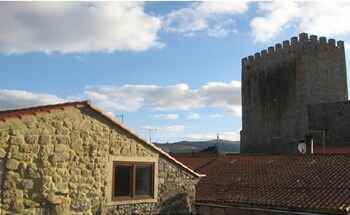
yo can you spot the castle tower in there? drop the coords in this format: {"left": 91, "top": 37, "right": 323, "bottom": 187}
{"left": 241, "top": 33, "right": 348, "bottom": 154}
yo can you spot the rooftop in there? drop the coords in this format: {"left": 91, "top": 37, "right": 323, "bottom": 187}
{"left": 176, "top": 154, "right": 350, "bottom": 214}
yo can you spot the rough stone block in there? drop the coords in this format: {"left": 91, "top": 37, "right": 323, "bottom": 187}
{"left": 24, "top": 199, "right": 40, "bottom": 208}
{"left": 55, "top": 144, "right": 68, "bottom": 153}
{"left": 6, "top": 159, "right": 19, "bottom": 170}
{"left": 39, "top": 135, "right": 51, "bottom": 145}
{"left": 22, "top": 179, "right": 34, "bottom": 190}
{"left": 25, "top": 135, "right": 38, "bottom": 145}
{"left": 11, "top": 151, "right": 25, "bottom": 160}
{"left": 27, "top": 163, "right": 40, "bottom": 179}
{"left": 47, "top": 193, "right": 65, "bottom": 205}
{"left": 56, "top": 135, "right": 70, "bottom": 145}
{"left": 0, "top": 160, "right": 3, "bottom": 185}
{"left": 10, "top": 135, "right": 25, "bottom": 145}
{"left": 0, "top": 148, "right": 6, "bottom": 158}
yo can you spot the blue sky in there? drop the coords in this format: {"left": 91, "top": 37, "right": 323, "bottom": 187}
{"left": 1, "top": 1, "right": 350, "bottom": 142}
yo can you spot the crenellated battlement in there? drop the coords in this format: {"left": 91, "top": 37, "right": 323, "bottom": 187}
{"left": 242, "top": 33, "right": 345, "bottom": 67}
{"left": 241, "top": 32, "right": 348, "bottom": 154}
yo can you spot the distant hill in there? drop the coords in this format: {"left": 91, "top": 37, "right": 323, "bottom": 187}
{"left": 155, "top": 139, "right": 240, "bottom": 154}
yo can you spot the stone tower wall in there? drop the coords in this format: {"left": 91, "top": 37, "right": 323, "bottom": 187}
{"left": 308, "top": 101, "right": 350, "bottom": 147}
{"left": 241, "top": 33, "right": 348, "bottom": 153}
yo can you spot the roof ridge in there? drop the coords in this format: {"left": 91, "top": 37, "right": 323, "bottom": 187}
{"left": 0, "top": 100, "right": 89, "bottom": 120}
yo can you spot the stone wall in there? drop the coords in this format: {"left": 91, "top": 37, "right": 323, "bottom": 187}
{"left": 241, "top": 33, "right": 348, "bottom": 154}
{"left": 308, "top": 101, "right": 350, "bottom": 147}
{"left": 0, "top": 105, "right": 198, "bottom": 214}
{"left": 0, "top": 158, "right": 4, "bottom": 214}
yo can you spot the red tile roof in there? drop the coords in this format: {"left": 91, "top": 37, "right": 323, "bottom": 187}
{"left": 176, "top": 154, "right": 350, "bottom": 214}
{"left": 174, "top": 154, "right": 217, "bottom": 171}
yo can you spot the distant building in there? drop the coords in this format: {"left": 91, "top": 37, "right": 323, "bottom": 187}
{"left": 176, "top": 154, "right": 350, "bottom": 215}
{"left": 241, "top": 33, "right": 348, "bottom": 154}
{"left": 0, "top": 101, "right": 202, "bottom": 214}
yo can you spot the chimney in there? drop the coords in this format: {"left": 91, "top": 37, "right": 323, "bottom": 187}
{"left": 305, "top": 135, "right": 314, "bottom": 154}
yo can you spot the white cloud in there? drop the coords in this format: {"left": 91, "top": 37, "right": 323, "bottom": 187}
{"left": 154, "top": 113, "right": 178, "bottom": 120}
{"left": 141, "top": 124, "right": 186, "bottom": 143}
{"left": 0, "top": 89, "right": 64, "bottom": 110}
{"left": 0, "top": 88, "right": 241, "bottom": 143}
{"left": 142, "top": 125, "right": 185, "bottom": 133}
{"left": 85, "top": 83, "right": 200, "bottom": 112}
{"left": 226, "top": 105, "right": 242, "bottom": 117}
{"left": 199, "top": 81, "right": 241, "bottom": 114}
{"left": 163, "top": 1, "right": 248, "bottom": 37}
{"left": 345, "top": 42, "right": 350, "bottom": 51}
{"left": 0, "top": 80, "right": 242, "bottom": 117}
{"left": 185, "top": 131, "right": 240, "bottom": 141}
{"left": 251, "top": 1, "right": 350, "bottom": 42}
{"left": 187, "top": 112, "right": 200, "bottom": 120}
{"left": 251, "top": 1, "right": 299, "bottom": 42}
{"left": 209, "top": 113, "right": 224, "bottom": 118}
{"left": 85, "top": 80, "right": 241, "bottom": 117}
{"left": 0, "top": 2, "right": 163, "bottom": 54}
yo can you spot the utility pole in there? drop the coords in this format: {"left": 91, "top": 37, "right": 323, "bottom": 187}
{"left": 146, "top": 128, "right": 158, "bottom": 143}
{"left": 116, "top": 114, "right": 125, "bottom": 123}
{"left": 216, "top": 133, "right": 220, "bottom": 154}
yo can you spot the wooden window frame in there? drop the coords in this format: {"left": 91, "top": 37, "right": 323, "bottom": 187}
{"left": 112, "top": 161, "right": 155, "bottom": 201}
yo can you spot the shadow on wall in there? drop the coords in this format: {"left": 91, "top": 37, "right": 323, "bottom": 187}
{"left": 158, "top": 193, "right": 192, "bottom": 215}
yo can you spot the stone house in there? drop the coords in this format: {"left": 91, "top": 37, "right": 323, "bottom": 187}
{"left": 0, "top": 101, "right": 203, "bottom": 214}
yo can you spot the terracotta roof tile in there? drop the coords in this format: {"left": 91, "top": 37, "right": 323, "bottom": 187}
{"left": 177, "top": 154, "right": 350, "bottom": 214}
{"left": 174, "top": 155, "right": 217, "bottom": 171}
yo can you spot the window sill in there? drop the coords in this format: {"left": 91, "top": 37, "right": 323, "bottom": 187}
{"left": 107, "top": 197, "right": 157, "bottom": 206}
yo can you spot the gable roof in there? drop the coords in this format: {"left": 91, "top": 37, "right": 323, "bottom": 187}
{"left": 0, "top": 101, "right": 204, "bottom": 178}
{"left": 176, "top": 154, "right": 350, "bottom": 214}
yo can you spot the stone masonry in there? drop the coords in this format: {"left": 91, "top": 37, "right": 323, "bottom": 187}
{"left": 308, "top": 100, "right": 350, "bottom": 147}
{"left": 241, "top": 33, "right": 348, "bottom": 154}
{"left": 0, "top": 103, "right": 199, "bottom": 214}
